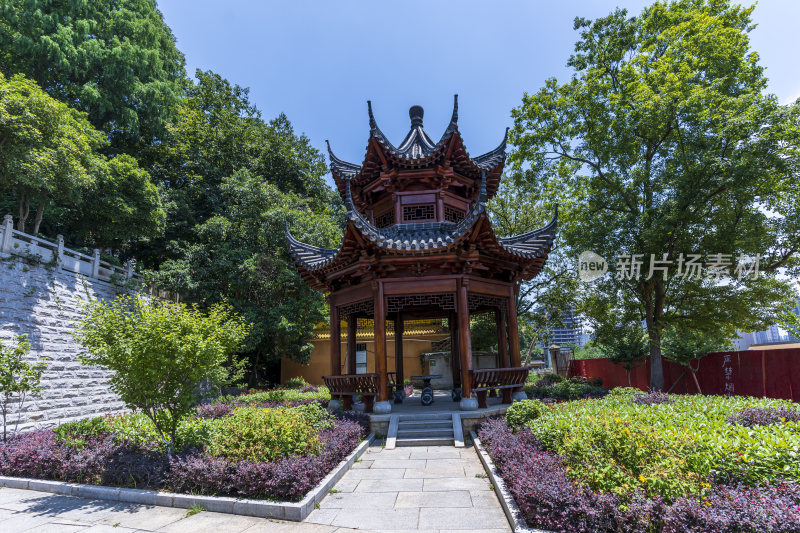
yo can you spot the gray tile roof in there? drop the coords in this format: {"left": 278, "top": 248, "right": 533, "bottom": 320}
{"left": 286, "top": 172, "right": 557, "bottom": 272}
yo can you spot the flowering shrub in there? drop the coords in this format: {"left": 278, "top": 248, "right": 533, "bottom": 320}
{"left": 55, "top": 413, "right": 213, "bottom": 451}
{"left": 632, "top": 390, "right": 675, "bottom": 405}
{"left": 478, "top": 416, "right": 800, "bottom": 532}
{"left": 727, "top": 406, "right": 800, "bottom": 428}
{"left": 206, "top": 407, "right": 321, "bottom": 463}
{"left": 524, "top": 380, "right": 608, "bottom": 401}
{"left": 166, "top": 419, "right": 363, "bottom": 501}
{"left": 223, "top": 386, "right": 331, "bottom": 406}
{"left": 505, "top": 399, "right": 549, "bottom": 429}
{"left": 524, "top": 393, "right": 800, "bottom": 495}
{"left": 284, "top": 376, "right": 308, "bottom": 389}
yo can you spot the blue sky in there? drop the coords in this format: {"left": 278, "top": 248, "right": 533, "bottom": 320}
{"left": 159, "top": 0, "right": 800, "bottom": 184}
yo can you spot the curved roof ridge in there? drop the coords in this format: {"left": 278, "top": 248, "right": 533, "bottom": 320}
{"left": 497, "top": 205, "right": 558, "bottom": 258}
{"left": 285, "top": 221, "right": 340, "bottom": 270}
{"left": 326, "top": 140, "right": 360, "bottom": 179}
{"left": 436, "top": 94, "right": 459, "bottom": 146}
{"left": 472, "top": 127, "right": 508, "bottom": 170}
{"left": 367, "top": 100, "right": 400, "bottom": 153}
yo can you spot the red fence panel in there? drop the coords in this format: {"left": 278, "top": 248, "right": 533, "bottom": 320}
{"left": 570, "top": 348, "right": 800, "bottom": 401}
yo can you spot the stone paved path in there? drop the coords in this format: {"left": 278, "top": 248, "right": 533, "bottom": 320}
{"left": 305, "top": 444, "right": 511, "bottom": 532}
{"left": 0, "top": 486, "right": 361, "bottom": 532}
{"left": 0, "top": 445, "right": 509, "bottom": 532}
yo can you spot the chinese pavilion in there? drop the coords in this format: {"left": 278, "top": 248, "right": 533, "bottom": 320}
{"left": 286, "top": 96, "right": 556, "bottom": 413}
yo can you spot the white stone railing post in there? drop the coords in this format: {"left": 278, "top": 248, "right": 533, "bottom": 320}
{"left": 124, "top": 259, "right": 135, "bottom": 281}
{"left": 91, "top": 249, "right": 101, "bottom": 279}
{"left": 56, "top": 234, "right": 65, "bottom": 267}
{"left": 1, "top": 214, "right": 13, "bottom": 253}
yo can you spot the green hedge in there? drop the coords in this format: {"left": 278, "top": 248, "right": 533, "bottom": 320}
{"left": 509, "top": 390, "right": 800, "bottom": 502}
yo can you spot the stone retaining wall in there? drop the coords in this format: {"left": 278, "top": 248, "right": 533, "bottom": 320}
{"left": 0, "top": 255, "right": 127, "bottom": 434}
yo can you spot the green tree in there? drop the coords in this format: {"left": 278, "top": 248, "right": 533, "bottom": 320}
{"left": 0, "top": 0, "right": 186, "bottom": 151}
{"left": 71, "top": 154, "right": 166, "bottom": 249}
{"left": 0, "top": 72, "right": 103, "bottom": 233}
{"left": 488, "top": 181, "right": 580, "bottom": 364}
{"left": 595, "top": 321, "right": 649, "bottom": 387}
{"left": 0, "top": 334, "right": 47, "bottom": 441}
{"left": 509, "top": 0, "right": 800, "bottom": 389}
{"left": 137, "top": 72, "right": 341, "bottom": 382}
{"left": 662, "top": 325, "right": 732, "bottom": 393}
{"left": 0, "top": 73, "right": 165, "bottom": 248}
{"left": 74, "top": 295, "right": 249, "bottom": 447}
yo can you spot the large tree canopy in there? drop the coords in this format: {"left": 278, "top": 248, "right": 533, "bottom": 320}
{"left": 139, "top": 71, "right": 343, "bottom": 383}
{"left": 0, "top": 0, "right": 186, "bottom": 151}
{"left": 0, "top": 72, "right": 164, "bottom": 245}
{"left": 509, "top": 0, "right": 800, "bottom": 389}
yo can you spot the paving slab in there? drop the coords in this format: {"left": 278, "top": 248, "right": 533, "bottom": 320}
{"left": 368, "top": 459, "right": 426, "bottom": 469}
{"left": 394, "top": 490, "right": 472, "bottom": 508}
{"left": 402, "top": 466, "right": 466, "bottom": 479}
{"left": 329, "top": 508, "right": 420, "bottom": 530}
{"left": 156, "top": 510, "right": 264, "bottom": 533}
{"left": 343, "top": 468, "right": 406, "bottom": 480}
{"left": 422, "top": 478, "right": 492, "bottom": 492}
{"left": 417, "top": 507, "right": 510, "bottom": 530}
{"left": 320, "top": 492, "right": 398, "bottom": 509}
{"left": 424, "top": 458, "right": 473, "bottom": 467}
{"left": 98, "top": 504, "right": 187, "bottom": 530}
{"left": 354, "top": 479, "right": 423, "bottom": 493}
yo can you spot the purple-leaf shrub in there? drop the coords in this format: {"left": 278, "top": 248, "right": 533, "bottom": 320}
{"left": 664, "top": 482, "right": 800, "bottom": 533}
{"left": 1, "top": 418, "right": 364, "bottom": 502}
{"left": 727, "top": 407, "right": 800, "bottom": 428}
{"left": 631, "top": 390, "right": 675, "bottom": 405}
{"left": 196, "top": 402, "right": 234, "bottom": 419}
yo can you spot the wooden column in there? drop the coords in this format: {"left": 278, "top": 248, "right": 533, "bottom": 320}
{"left": 496, "top": 308, "right": 510, "bottom": 368}
{"left": 374, "top": 282, "right": 388, "bottom": 401}
{"left": 329, "top": 297, "right": 341, "bottom": 375}
{"left": 507, "top": 286, "right": 521, "bottom": 367}
{"left": 346, "top": 315, "right": 357, "bottom": 375}
{"left": 449, "top": 311, "right": 461, "bottom": 387}
{"left": 394, "top": 311, "right": 404, "bottom": 386}
{"left": 457, "top": 282, "right": 473, "bottom": 398}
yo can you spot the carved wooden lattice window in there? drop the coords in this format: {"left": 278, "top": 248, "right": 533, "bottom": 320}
{"left": 374, "top": 209, "right": 394, "bottom": 228}
{"left": 338, "top": 299, "right": 375, "bottom": 318}
{"left": 387, "top": 293, "right": 455, "bottom": 312}
{"left": 444, "top": 205, "right": 465, "bottom": 223}
{"left": 467, "top": 294, "right": 507, "bottom": 312}
{"left": 402, "top": 204, "right": 435, "bottom": 222}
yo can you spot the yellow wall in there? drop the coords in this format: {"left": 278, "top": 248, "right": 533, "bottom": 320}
{"left": 281, "top": 337, "right": 442, "bottom": 385}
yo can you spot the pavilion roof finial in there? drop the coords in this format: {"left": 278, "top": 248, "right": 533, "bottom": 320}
{"left": 367, "top": 100, "right": 377, "bottom": 130}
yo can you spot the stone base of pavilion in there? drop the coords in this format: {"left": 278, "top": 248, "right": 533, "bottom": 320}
{"left": 365, "top": 390, "right": 510, "bottom": 438}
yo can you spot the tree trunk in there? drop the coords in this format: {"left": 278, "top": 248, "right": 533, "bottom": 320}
{"left": 16, "top": 189, "right": 29, "bottom": 232}
{"left": 32, "top": 200, "right": 46, "bottom": 235}
{"left": 649, "top": 335, "right": 665, "bottom": 391}
{"left": 643, "top": 280, "right": 667, "bottom": 391}
{"left": 627, "top": 368, "right": 632, "bottom": 387}
{"left": 690, "top": 370, "right": 702, "bottom": 394}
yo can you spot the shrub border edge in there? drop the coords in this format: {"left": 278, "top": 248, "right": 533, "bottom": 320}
{"left": 471, "top": 430, "right": 553, "bottom": 533}
{"left": 0, "top": 433, "right": 375, "bottom": 522}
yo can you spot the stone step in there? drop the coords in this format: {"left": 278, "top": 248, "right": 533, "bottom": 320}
{"left": 397, "top": 420, "right": 452, "bottom": 429}
{"left": 397, "top": 412, "right": 455, "bottom": 422}
{"left": 397, "top": 428, "right": 454, "bottom": 438}
{"left": 395, "top": 437, "right": 455, "bottom": 447}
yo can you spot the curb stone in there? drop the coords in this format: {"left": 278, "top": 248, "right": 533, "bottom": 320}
{"left": 471, "top": 430, "right": 554, "bottom": 533}
{"left": 0, "top": 433, "right": 375, "bottom": 522}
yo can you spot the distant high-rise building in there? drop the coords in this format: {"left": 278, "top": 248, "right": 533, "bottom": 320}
{"left": 549, "top": 310, "right": 585, "bottom": 353}
{"left": 734, "top": 298, "right": 800, "bottom": 348}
